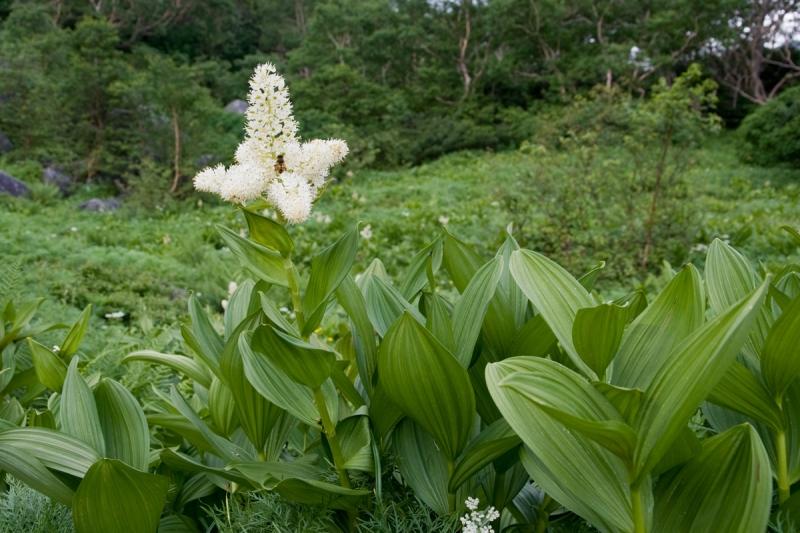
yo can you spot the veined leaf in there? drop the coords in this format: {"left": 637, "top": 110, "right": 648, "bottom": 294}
{"left": 187, "top": 295, "right": 224, "bottom": 376}
{"left": 708, "top": 362, "right": 784, "bottom": 431}
{"left": 61, "top": 358, "right": 105, "bottom": 455}
{"left": 572, "top": 302, "right": 629, "bottom": 378}
{"left": 761, "top": 294, "right": 800, "bottom": 401}
{"left": 653, "top": 424, "right": 771, "bottom": 533}
{"left": 224, "top": 279, "right": 256, "bottom": 338}
{"left": 73, "top": 459, "right": 168, "bottom": 533}
{"left": 123, "top": 350, "right": 211, "bottom": 389}
{"left": 337, "top": 415, "right": 374, "bottom": 473}
{"left": 422, "top": 292, "right": 455, "bottom": 352}
{"left": 251, "top": 325, "right": 335, "bottom": 390}
{"left": 487, "top": 359, "right": 634, "bottom": 533}
{"left": 60, "top": 304, "right": 92, "bottom": 359}
{"left": 243, "top": 208, "right": 293, "bottom": 256}
{"left": 0, "top": 427, "right": 99, "bottom": 477}
{"left": 363, "top": 275, "right": 424, "bottom": 336}
{"left": 509, "top": 249, "right": 596, "bottom": 378}
{"left": 28, "top": 338, "right": 67, "bottom": 391}
{"left": 632, "top": 280, "right": 768, "bottom": 479}
{"left": 273, "top": 478, "right": 369, "bottom": 511}
{"left": 95, "top": 378, "right": 150, "bottom": 471}
{"left": 449, "top": 418, "right": 521, "bottom": 490}
{"left": 0, "top": 445, "right": 75, "bottom": 505}
{"left": 613, "top": 265, "right": 704, "bottom": 389}
{"left": 451, "top": 256, "right": 503, "bottom": 367}
{"left": 302, "top": 227, "right": 358, "bottom": 335}
{"left": 399, "top": 238, "right": 442, "bottom": 299}
{"left": 336, "top": 275, "right": 377, "bottom": 391}
{"left": 217, "top": 225, "right": 288, "bottom": 287}
{"left": 378, "top": 312, "right": 475, "bottom": 459}
{"left": 393, "top": 419, "right": 450, "bottom": 515}
{"left": 208, "top": 377, "right": 238, "bottom": 437}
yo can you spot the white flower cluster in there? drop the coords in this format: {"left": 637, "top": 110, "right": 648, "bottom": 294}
{"left": 460, "top": 497, "right": 500, "bottom": 533}
{"left": 194, "top": 63, "right": 348, "bottom": 223}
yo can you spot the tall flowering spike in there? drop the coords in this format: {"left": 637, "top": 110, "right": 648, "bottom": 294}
{"left": 193, "top": 62, "right": 348, "bottom": 223}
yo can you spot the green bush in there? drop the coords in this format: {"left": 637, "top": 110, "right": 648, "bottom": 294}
{"left": 739, "top": 85, "right": 800, "bottom": 166}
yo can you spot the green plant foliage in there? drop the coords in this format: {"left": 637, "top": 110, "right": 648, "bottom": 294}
{"left": 739, "top": 85, "right": 800, "bottom": 167}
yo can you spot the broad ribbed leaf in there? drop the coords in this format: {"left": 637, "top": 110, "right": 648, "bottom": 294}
{"left": 187, "top": 295, "right": 223, "bottom": 375}
{"left": 0, "top": 427, "right": 99, "bottom": 477}
{"left": 451, "top": 256, "right": 503, "bottom": 366}
{"left": 217, "top": 225, "right": 288, "bottom": 286}
{"left": 487, "top": 358, "right": 635, "bottom": 533}
{"left": 302, "top": 227, "right": 358, "bottom": 335}
{"left": 653, "top": 424, "right": 771, "bottom": 533}
{"left": 239, "top": 335, "right": 319, "bottom": 426}
{"left": 393, "top": 419, "right": 450, "bottom": 515}
{"left": 399, "top": 238, "right": 442, "bottom": 299}
{"left": 508, "top": 314, "right": 556, "bottom": 358}
{"left": 208, "top": 377, "right": 238, "bottom": 436}
{"left": 572, "top": 303, "right": 629, "bottom": 378}
{"left": 61, "top": 358, "right": 105, "bottom": 455}
{"left": 613, "top": 265, "right": 704, "bottom": 389}
{"left": 95, "top": 378, "right": 149, "bottom": 471}
{"left": 0, "top": 445, "right": 74, "bottom": 505}
{"left": 73, "top": 459, "right": 168, "bottom": 533}
{"left": 491, "top": 357, "right": 636, "bottom": 461}
{"left": 243, "top": 208, "right": 294, "bottom": 256}
{"left": 224, "top": 279, "right": 256, "bottom": 338}
{"left": 251, "top": 325, "right": 335, "bottom": 389}
{"left": 273, "top": 478, "right": 369, "bottom": 511}
{"left": 337, "top": 415, "right": 374, "bottom": 472}
{"left": 363, "top": 275, "right": 424, "bottom": 336}
{"left": 422, "top": 293, "right": 455, "bottom": 351}
{"left": 378, "top": 312, "right": 475, "bottom": 459}
{"left": 761, "top": 294, "right": 800, "bottom": 400}
{"left": 449, "top": 418, "right": 521, "bottom": 490}
{"left": 509, "top": 249, "right": 596, "bottom": 378}
{"left": 705, "top": 239, "right": 772, "bottom": 363}
{"left": 60, "top": 304, "right": 92, "bottom": 359}
{"left": 632, "top": 280, "right": 768, "bottom": 478}
{"left": 708, "top": 362, "right": 784, "bottom": 430}
{"left": 123, "top": 350, "right": 211, "bottom": 388}
{"left": 336, "top": 275, "right": 377, "bottom": 390}
{"left": 28, "top": 338, "right": 67, "bottom": 391}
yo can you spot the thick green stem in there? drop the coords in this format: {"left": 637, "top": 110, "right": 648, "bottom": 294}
{"left": 631, "top": 481, "right": 647, "bottom": 533}
{"left": 534, "top": 495, "right": 552, "bottom": 533}
{"left": 447, "top": 460, "right": 456, "bottom": 512}
{"left": 313, "top": 388, "right": 351, "bottom": 489}
{"left": 284, "top": 256, "right": 306, "bottom": 335}
{"left": 777, "top": 429, "right": 791, "bottom": 504}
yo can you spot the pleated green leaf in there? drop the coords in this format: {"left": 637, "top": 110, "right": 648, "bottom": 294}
{"left": 273, "top": 478, "right": 370, "bottom": 511}
{"left": 422, "top": 292, "right": 455, "bottom": 352}
{"left": 491, "top": 357, "right": 636, "bottom": 462}
{"left": 508, "top": 314, "right": 556, "bottom": 358}
{"left": 123, "top": 350, "right": 211, "bottom": 389}
{"left": 95, "top": 378, "right": 150, "bottom": 471}
{"left": 0, "top": 445, "right": 75, "bottom": 505}
{"left": 217, "top": 224, "right": 288, "bottom": 287}
{"left": 613, "top": 265, "right": 705, "bottom": 389}
{"left": 708, "top": 361, "right": 784, "bottom": 431}
{"left": 363, "top": 275, "right": 424, "bottom": 336}
{"left": 208, "top": 377, "right": 238, "bottom": 437}
{"left": 73, "top": 459, "right": 168, "bottom": 533}
{"left": 653, "top": 424, "right": 771, "bottom": 533}
{"left": 61, "top": 358, "right": 105, "bottom": 455}
{"left": 451, "top": 256, "right": 503, "bottom": 366}
{"left": 449, "top": 418, "right": 521, "bottom": 490}
{"left": 302, "top": 227, "right": 358, "bottom": 335}
{"left": 0, "top": 427, "right": 99, "bottom": 477}
{"left": 60, "top": 304, "right": 92, "bottom": 359}
{"left": 187, "top": 295, "right": 224, "bottom": 375}
{"left": 337, "top": 415, "right": 374, "bottom": 473}
{"left": 336, "top": 275, "right": 377, "bottom": 391}
{"left": 28, "top": 338, "right": 67, "bottom": 391}
{"left": 761, "top": 294, "right": 800, "bottom": 401}
{"left": 251, "top": 325, "right": 335, "bottom": 390}
{"left": 224, "top": 279, "right": 256, "bottom": 338}
{"left": 487, "top": 358, "right": 634, "bottom": 533}
{"left": 509, "top": 249, "right": 596, "bottom": 378}
{"left": 243, "top": 208, "right": 294, "bottom": 256}
{"left": 399, "top": 238, "right": 442, "bottom": 299}
{"left": 393, "top": 419, "right": 451, "bottom": 515}
{"left": 572, "top": 302, "right": 629, "bottom": 378}
{"left": 239, "top": 335, "right": 319, "bottom": 427}
{"left": 705, "top": 239, "right": 772, "bottom": 363}
{"left": 378, "top": 312, "right": 475, "bottom": 459}
{"left": 632, "top": 280, "right": 768, "bottom": 479}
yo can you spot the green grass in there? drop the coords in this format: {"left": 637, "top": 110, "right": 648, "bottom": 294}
{"left": 1, "top": 134, "right": 798, "bottom": 383}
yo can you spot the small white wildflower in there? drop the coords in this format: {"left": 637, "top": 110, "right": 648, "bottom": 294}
{"left": 70, "top": 226, "right": 78, "bottom": 232}
{"left": 360, "top": 224, "right": 373, "bottom": 240}
{"left": 459, "top": 498, "right": 498, "bottom": 533}
{"left": 227, "top": 281, "right": 238, "bottom": 296}
{"left": 438, "top": 215, "right": 450, "bottom": 225}
{"left": 104, "top": 311, "right": 125, "bottom": 320}
{"left": 52, "top": 345, "right": 60, "bottom": 353}
{"left": 221, "top": 299, "right": 229, "bottom": 310}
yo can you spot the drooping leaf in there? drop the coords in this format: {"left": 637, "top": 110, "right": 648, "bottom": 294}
{"left": 707, "top": 362, "right": 784, "bottom": 431}
{"left": 217, "top": 225, "right": 288, "bottom": 287}
{"left": 336, "top": 415, "right": 374, "bottom": 473}
{"left": 449, "top": 418, "right": 521, "bottom": 490}
{"left": 653, "top": 424, "right": 771, "bottom": 533}
{"left": 273, "top": 478, "right": 370, "bottom": 511}
{"left": 123, "top": 350, "right": 211, "bottom": 389}
{"left": 399, "top": 238, "right": 442, "bottom": 299}
{"left": 378, "top": 312, "right": 475, "bottom": 459}
{"left": 243, "top": 208, "right": 294, "bottom": 256}
{"left": 73, "top": 459, "right": 169, "bottom": 533}
{"left": 0, "top": 445, "right": 75, "bottom": 505}
{"left": 362, "top": 275, "right": 424, "bottom": 337}
{"left": 336, "top": 275, "right": 377, "bottom": 391}
{"left": 95, "top": 378, "right": 150, "bottom": 471}
{"left": 187, "top": 295, "right": 224, "bottom": 375}
{"left": 251, "top": 325, "right": 335, "bottom": 390}
{"left": 0, "top": 427, "right": 99, "bottom": 477}
{"left": 208, "top": 377, "right": 238, "bottom": 437}
{"left": 60, "top": 358, "right": 105, "bottom": 455}
{"left": 509, "top": 249, "right": 596, "bottom": 378}
{"left": 422, "top": 292, "right": 455, "bottom": 352}
{"left": 224, "top": 279, "right": 256, "bottom": 338}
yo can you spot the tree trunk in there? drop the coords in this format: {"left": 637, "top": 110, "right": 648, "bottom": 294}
{"left": 169, "top": 107, "right": 182, "bottom": 194}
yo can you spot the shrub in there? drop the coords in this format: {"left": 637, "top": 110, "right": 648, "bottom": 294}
{"left": 739, "top": 85, "right": 800, "bottom": 166}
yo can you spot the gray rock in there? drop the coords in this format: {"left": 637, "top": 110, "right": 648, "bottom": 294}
{"left": 224, "top": 99, "right": 248, "bottom": 114}
{"left": 79, "top": 198, "right": 121, "bottom": 212}
{"left": 42, "top": 166, "right": 73, "bottom": 196}
{"left": 0, "top": 170, "right": 30, "bottom": 197}
{"left": 0, "top": 131, "right": 12, "bottom": 154}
